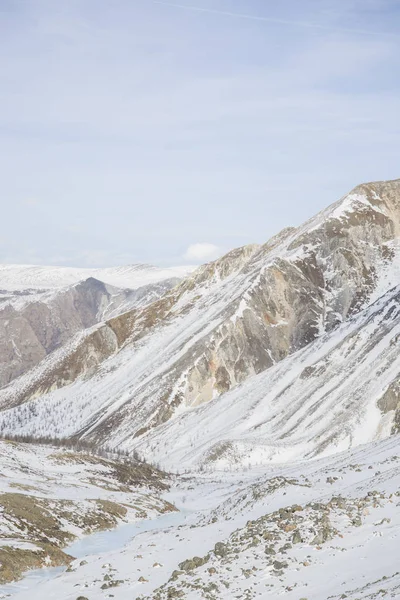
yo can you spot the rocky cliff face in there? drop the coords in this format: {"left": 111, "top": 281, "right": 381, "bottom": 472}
{"left": 0, "top": 179, "right": 400, "bottom": 453}
{"left": 134, "top": 282, "right": 400, "bottom": 470}
{"left": 175, "top": 179, "right": 400, "bottom": 409}
{"left": 0, "top": 276, "right": 180, "bottom": 390}
{"left": 0, "top": 278, "right": 114, "bottom": 388}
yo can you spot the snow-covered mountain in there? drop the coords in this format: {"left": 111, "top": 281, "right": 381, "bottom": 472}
{"left": 0, "top": 263, "right": 193, "bottom": 389}
{"left": 0, "top": 179, "right": 400, "bottom": 467}
{"left": 2, "top": 179, "right": 400, "bottom": 599}
{"left": 135, "top": 282, "right": 400, "bottom": 471}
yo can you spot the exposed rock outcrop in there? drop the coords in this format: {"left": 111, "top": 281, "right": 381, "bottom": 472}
{"left": 0, "top": 278, "right": 113, "bottom": 388}
{"left": 0, "top": 277, "right": 180, "bottom": 390}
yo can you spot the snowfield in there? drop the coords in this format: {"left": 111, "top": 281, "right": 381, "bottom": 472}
{"left": 1, "top": 435, "right": 399, "bottom": 599}
{"left": 0, "top": 440, "right": 174, "bottom": 589}
{"left": 0, "top": 263, "right": 195, "bottom": 292}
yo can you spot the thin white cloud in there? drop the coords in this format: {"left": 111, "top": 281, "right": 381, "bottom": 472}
{"left": 152, "top": 0, "right": 396, "bottom": 37}
{"left": 184, "top": 243, "right": 221, "bottom": 262}
{"left": 22, "top": 198, "right": 40, "bottom": 207}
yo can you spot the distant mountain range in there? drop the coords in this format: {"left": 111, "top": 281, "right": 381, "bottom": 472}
{"left": 0, "top": 263, "right": 194, "bottom": 291}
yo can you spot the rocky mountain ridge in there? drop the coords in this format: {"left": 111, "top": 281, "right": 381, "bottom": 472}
{"left": 0, "top": 263, "right": 191, "bottom": 389}
{"left": 0, "top": 179, "right": 400, "bottom": 464}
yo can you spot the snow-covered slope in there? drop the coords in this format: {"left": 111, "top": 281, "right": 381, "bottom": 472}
{"left": 0, "top": 440, "right": 173, "bottom": 585}
{"left": 2, "top": 179, "right": 400, "bottom": 600}
{"left": 2, "top": 434, "right": 400, "bottom": 599}
{"left": 1, "top": 179, "right": 400, "bottom": 459}
{"left": 134, "top": 283, "right": 400, "bottom": 470}
{"left": 0, "top": 263, "right": 191, "bottom": 389}
{"left": 3, "top": 278, "right": 400, "bottom": 472}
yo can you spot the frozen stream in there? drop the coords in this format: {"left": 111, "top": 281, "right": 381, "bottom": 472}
{"left": 0, "top": 510, "right": 188, "bottom": 597}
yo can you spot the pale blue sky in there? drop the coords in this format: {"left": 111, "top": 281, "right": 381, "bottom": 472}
{"left": 1, "top": 0, "right": 399, "bottom": 266}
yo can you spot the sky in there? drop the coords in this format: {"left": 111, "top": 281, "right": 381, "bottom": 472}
{"left": 0, "top": 0, "right": 399, "bottom": 267}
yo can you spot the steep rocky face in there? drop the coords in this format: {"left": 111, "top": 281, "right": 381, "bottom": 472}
{"left": 1, "top": 179, "right": 400, "bottom": 449}
{"left": 174, "top": 180, "right": 400, "bottom": 410}
{"left": 377, "top": 379, "right": 400, "bottom": 435}
{"left": 0, "top": 277, "right": 181, "bottom": 390}
{"left": 134, "top": 283, "right": 400, "bottom": 470}
{"left": 0, "top": 278, "right": 114, "bottom": 388}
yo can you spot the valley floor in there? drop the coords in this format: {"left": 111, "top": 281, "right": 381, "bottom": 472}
{"left": 1, "top": 435, "right": 400, "bottom": 599}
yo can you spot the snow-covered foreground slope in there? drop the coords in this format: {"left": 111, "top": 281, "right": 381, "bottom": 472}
{"left": 0, "top": 263, "right": 195, "bottom": 292}
{"left": 2, "top": 434, "right": 400, "bottom": 599}
{"left": 0, "top": 440, "right": 174, "bottom": 586}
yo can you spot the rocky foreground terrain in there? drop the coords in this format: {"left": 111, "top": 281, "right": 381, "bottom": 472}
{"left": 0, "top": 440, "right": 173, "bottom": 586}
{"left": 0, "top": 434, "right": 399, "bottom": 599}
{"left": 1, "top": 179, "right": 400, "bottom": 599}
